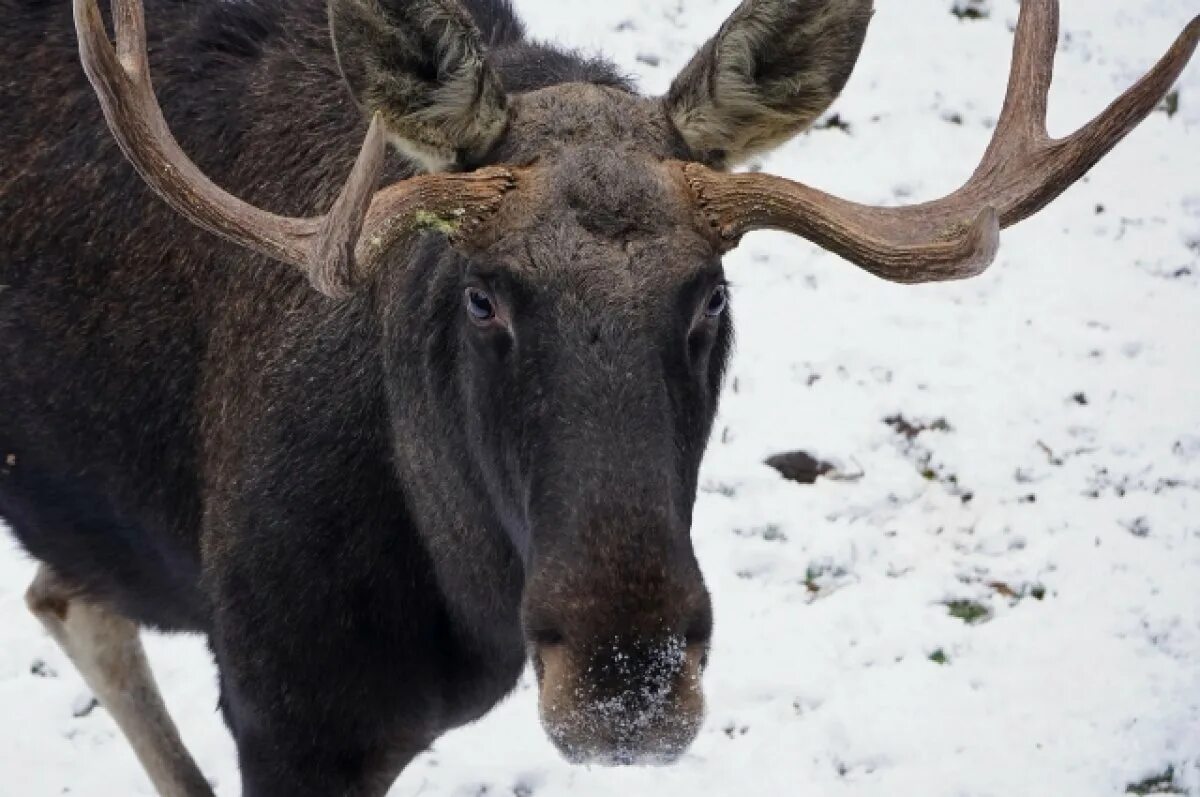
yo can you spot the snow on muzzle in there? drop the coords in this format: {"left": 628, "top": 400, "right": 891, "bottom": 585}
{"left": 532, "top": 633, "right": 707, "bottom": 765}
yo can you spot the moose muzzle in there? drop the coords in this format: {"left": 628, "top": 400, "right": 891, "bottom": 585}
{"left": 522, "top": 520, "right": 712, "bottom": 766}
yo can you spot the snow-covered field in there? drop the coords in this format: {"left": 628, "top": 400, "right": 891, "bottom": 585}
{"left": 2, "top": 0, "right": 1198, "bottom": 794}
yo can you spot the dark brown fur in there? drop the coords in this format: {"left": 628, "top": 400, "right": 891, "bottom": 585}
{"left": 0, "top": 0, "right": 871, "bottom": 790}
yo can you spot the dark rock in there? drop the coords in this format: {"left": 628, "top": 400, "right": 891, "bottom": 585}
{"left": 766, "top": 451, "right": 835, "bottom": 485}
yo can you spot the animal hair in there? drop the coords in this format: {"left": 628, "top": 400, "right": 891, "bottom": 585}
{"left": 459, "top": 0, "right": 525, "bottom": 45}
{"left": 329, "top": 0, "right": 511, "bottom": 171}
{"left": 665, "top": 0, "right": 873, "bottom": 167}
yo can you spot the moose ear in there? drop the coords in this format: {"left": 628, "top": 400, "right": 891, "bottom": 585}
{"left": 329, "top": 0, "right": 508, "bottom": 172}
{"left": 665, "top": 0, "right": 874, "bottom": 168}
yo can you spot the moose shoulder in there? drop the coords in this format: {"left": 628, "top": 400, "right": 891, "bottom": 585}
{"left": 1, "top": 0, "right": 1195, "bottom": 794}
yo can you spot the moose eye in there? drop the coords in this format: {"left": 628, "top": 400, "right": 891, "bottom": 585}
{"left": 703, "top": 285, "right": 729, "bottom": 318}
{"left": 465, "top": 287, "right": 496, "bottom": 323}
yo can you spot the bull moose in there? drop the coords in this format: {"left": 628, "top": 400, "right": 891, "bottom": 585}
{"left": 1, "top": 0, "right": 1196, "bottom": 793}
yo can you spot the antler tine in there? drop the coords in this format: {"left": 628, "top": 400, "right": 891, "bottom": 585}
{"left": 309, "top": 115, "right": 387, "bottom": 298}
{"left": 680, "top": 0, "right": 1200, "bottom": 284}
{"left": 74, "top": 0, "right": 518, "bottom": 298}
{"left": 985, "top": 0, "right": 1057, "bottom": 159}
{"left": 109, "top": 0, "right": 148, "bottom": 74}
{"left": 1068, "top": 15, "right": 1200, "bottom": 156}
{"left": 74, "top": 0, "right": 321, "bottom": 269}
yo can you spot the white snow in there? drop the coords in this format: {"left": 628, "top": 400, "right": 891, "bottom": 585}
{"left": 2, "top": 0, "right": 1199, "bottom": 795}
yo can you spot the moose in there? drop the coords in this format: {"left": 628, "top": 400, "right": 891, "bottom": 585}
{"left": 1, "top": 0, "right": 1196, "bottom": 793}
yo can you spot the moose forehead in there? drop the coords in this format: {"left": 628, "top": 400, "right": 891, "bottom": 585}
{"left": 500, "top": 83, "right": 685, "bottom": 163}
{"left": 476, "top": 84, "right": 715, "bottom": 290}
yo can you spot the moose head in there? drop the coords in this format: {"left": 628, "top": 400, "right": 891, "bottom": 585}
{"left": 74, "top": 0, "right": 1198, "bottom": 766}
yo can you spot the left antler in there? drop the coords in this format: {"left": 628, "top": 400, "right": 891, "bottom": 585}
{"left": 680, "top": 1, "right": 1200, "bottom": 284}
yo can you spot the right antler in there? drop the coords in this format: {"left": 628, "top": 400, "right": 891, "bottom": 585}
{"left": 680, "top": 0, "right": 1200, "bottom": 283}
{"left": 74, "top": 0, "right": 517, "bottom": 298}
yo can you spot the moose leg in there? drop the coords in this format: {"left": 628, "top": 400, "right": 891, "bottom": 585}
{"left": 211, "top": 578, "right": 428, "bottom": 797}
{"left": 220, "top": 672, "right": 421, "bottom": 797}
{"left": 232, "top": 737, "right": 417, "bottom": 797}
{"left": 25, "top": 566, "right": 214, "bottom": 797}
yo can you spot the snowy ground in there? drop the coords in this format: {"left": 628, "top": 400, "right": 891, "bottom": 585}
{"left": 2, "top": 0, "right": 1199, "bottom": 795}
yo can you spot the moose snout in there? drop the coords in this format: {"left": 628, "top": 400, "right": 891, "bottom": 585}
{"left": 532, "top": 631, "right": 708, "bottom": 765}
{"left": 523, "top": 556, "right": 712, "bottom": 766}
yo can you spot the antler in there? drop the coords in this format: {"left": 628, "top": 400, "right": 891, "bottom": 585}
{"left": 74, "top": 0, "right": 516, "bottom": 298}
{"left": 681, "top": 1, "right": 1200, "bottom": 284}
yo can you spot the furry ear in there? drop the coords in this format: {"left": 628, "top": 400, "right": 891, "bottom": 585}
{"left": 329, "top": 0, "right": 509, "bottom": 172}
{"left": 665, "top": 0, "right": 873, "bottom": 167}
